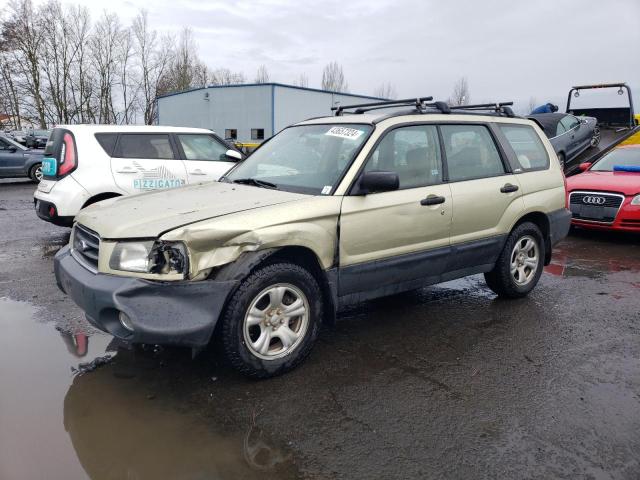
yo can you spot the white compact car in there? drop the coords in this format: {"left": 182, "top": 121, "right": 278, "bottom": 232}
{"left": 34, "top": 125, "right": 243, "bottom": 226}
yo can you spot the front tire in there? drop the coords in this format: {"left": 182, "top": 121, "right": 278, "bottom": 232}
{"left": 220, "top": 262, "right": 322, "bottom": 378}
{"left": 484, "top": 222, "right": 544, "bottom": 299}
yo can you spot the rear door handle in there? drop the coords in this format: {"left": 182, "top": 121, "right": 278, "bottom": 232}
{"left": 189, "top": 169, "right": 206, "bottom": 176}
{"left": 500, "top": 183, "right": 519, "bottom": 193}
{"left": 420, "top": 195, "right": 446, "bottom": 206}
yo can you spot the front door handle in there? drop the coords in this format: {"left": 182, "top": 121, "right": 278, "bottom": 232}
{"left": 420, "top": 195, "right": 446, "bottom": 206}
{"left": 189, "top": 169, "right": 207, "bottom": 175}
{"left": 500, "top": 183, "right": 519, "bottom": 193}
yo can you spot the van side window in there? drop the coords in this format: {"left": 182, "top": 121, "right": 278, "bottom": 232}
{"left": 364, "top": 125, "right": 442, "bottom": 189}
{"left": 115, "top": 134, "right": 175, "bottom": 160}
{"left": 440, "top": 125, "right": 504, "bottom": 181}
{"left": 94, "top": 133, "right": 118, "bottom": 156}
{"left": 177, "top": 134, "right": 229, "bottom": 161}
{"left": 499, "top": 124, "right": 550, "bottom": 171}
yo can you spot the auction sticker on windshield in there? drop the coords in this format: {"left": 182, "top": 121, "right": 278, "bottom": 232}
{"left": 325, "top": 126, "right": 364, "bottom": 140}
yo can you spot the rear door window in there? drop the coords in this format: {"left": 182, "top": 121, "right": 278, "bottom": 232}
{"left": 115, "top": 134, "right": 176, "bottom": 159}
{"left": 498, "top": 124, "right": 550, "bottom": 171}
{"left": 440, "top": 124, "right": 505, "bottom": 181}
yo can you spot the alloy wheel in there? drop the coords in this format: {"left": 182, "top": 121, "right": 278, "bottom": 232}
{"left": 510, "top": 235, "right": 539, "bottom": 286}
{"left": 243, "top": 283, "right": 309, "bottom": 360}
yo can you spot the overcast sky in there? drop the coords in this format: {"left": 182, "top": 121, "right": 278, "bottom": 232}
{"left": 34, "top": 0, "right": 640, "bottom": 112}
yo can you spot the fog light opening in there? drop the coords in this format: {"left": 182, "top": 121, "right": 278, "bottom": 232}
{"left": 119, "top": 311, "right": 134, "bottom": 332}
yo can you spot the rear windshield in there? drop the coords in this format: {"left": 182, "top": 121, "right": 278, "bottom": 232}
{"left": 591, "top": 148, "right": 640, "bottom": 171}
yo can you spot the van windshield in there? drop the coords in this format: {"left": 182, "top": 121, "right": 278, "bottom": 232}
{"left": 224, "top": 124, "right": 373, "bottom": 194}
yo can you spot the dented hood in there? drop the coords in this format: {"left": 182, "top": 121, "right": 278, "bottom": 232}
{"left": 76, "top": 182, "right": 308, "bottom": 239}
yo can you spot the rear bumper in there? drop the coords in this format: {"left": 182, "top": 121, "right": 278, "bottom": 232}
{"left": 54, "top": 246, "right": 238, "bottom": 347}
{"left": 34, "top": 198, "right": 74, "bottom": 227}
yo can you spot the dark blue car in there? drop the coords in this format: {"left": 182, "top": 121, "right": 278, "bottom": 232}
{"left": 0, "top": 135, "right": 45, "bottom": 182}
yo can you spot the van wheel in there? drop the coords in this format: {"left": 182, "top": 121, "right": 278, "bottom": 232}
{"left": 220, "top": 262, "right": 322, "bottom": 378}
{"left": 484, "top": 222, "right": 544, "bottom": 299}
{"left": 29, "top": 163, "right": 43, "bottom": 182}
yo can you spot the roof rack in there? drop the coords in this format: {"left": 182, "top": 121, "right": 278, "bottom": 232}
{"left": 332, "top": 97, "right": 516, "bottom": 118}
{"left": 332, "top": 97, "right": 433, "bottom": 116}
{"left": 449, "top": 102, "right": 516, "bottom": 117}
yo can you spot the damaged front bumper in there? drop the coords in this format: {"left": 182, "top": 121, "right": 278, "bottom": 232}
{"left": 54, "top": 246, "right": 237, "bottom": 347}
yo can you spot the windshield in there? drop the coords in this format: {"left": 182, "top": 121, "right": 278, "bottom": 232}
{"left": 224, "top": 124, "right": 373, "bottom": 194}
{"left": 591, "top": 148, "right": 640, "bottom": 171}
{"left": 32, "top": 130, "right": 49, "bottom": 136}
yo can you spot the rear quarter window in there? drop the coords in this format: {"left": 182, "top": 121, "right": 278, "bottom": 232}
{"left": 499, "top": 124, "right": 550, "bottom": 171}
{"left": 94, "top": 133, "right": 118, "bottom": 156}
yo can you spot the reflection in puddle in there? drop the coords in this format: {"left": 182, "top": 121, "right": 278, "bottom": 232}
{"left": 0, "top": 298, "right": 300, "bottom": 480}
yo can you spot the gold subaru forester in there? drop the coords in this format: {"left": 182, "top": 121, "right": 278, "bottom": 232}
{"left": 54, "top": 98, "right": 571, "bottom": 378}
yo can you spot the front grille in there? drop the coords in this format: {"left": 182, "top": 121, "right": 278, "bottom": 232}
{"left": 569, "top": 192, "right": 623, "bottom": 208}
{"left": 72, "top": 224, "right": 100, "bottom": 270}
{"left": 569, "top": 191, "right": 624, "bottom": 223}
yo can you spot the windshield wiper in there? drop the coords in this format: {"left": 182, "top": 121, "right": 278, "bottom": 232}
{"left": 231, "top": 178, "right": 278, "bottom": 189}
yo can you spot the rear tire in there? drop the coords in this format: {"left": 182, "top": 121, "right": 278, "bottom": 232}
{"left": 29, "top": 163, "right": 42, "bottom": 183}
{"left": 484, "top": 222, "right": 544, "bottom": 299}
{"left": 220, "top": 262, "right": 322, "bottom": 378}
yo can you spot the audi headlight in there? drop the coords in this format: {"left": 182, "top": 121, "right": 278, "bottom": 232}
{"left": 631, "top": 194, "right": 640, "bottom": 206}
{"left": 109, "top": 241, "right": 188, "bottom": 276}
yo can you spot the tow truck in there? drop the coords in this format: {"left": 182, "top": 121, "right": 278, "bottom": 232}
{"left": 564, "top": 82, "right": 639, "bottom": 175}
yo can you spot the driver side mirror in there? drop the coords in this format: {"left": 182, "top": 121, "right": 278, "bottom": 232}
{"left": 579, "top": 162, "right": 592, "bottom": 172}
{"left": 224, "top": 149, "right": 243, "bottom": 161}
{"left": 358, "top": 170, "right": 399, "bottom": 194}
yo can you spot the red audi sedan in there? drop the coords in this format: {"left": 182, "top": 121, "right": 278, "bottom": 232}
{"left": 566, "top": 144, "right": 640, "bottom": 232}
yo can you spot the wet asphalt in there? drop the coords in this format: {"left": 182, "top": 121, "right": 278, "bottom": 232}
{"left": 0, "top": 179, "right": 639, "bottom": 480}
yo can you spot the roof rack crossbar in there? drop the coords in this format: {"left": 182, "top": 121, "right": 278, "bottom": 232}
{"left": 333, "top": 97, "right": 433, "bottom": 116}
{"left": 448, "top": 102, "right": 515, "bottom": 117}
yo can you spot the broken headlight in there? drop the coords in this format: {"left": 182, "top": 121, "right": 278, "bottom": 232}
{"left": 109, "top": 241, "right": 188, "bottom": 276}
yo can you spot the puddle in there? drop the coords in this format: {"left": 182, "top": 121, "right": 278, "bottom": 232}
{"left": 0, "top": 298, "right": 300, "bottom": 480}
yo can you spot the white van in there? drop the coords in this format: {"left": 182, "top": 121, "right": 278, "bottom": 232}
{"left": 34, "top": 125, "right": 243, "bottom": 226}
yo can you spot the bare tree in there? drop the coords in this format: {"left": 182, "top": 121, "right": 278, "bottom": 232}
{"left": 321, "top": 61, "right": 348, "bottom": 92}
{"left": 254, "top": 64, "right": 269, "bottom": 83}
{"left": 292, "top": 73, "right": 308, "bottom": 88}
{"left": 373, "top": 82, "right": 397, "bottom": 99}
{"left": 528, "top": 96, "right": 537, "bottom": 113}
{"left": 132, "top": 10, "right": 172, "bottom": 124}
{"left": 3, "top": 0, "right": 47, "bottom": 128}
{"left": 448, "top": 76, "right": 470, "bottom": 106}
{"left": 210, "top": 68, "right": 245, "bottom": 86}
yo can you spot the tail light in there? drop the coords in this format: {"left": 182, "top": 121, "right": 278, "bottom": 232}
{"left": 57, "top": 132, "right": 77, "bottom": 177}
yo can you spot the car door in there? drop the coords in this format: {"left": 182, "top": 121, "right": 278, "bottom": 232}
{"left": 339, "top": 124, "right": 452, "bottom": 297}
{"left": 174, "top": 133, "right": 237, "bottom": 184}
{"left": 0, "top": 137, "right": 25, "bottom": 176}
{"left": 441, "top": 123, "right": 523, "bottom": 271}
{"left": 110, "top": 133, "right": 188, "bottom": 195}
